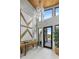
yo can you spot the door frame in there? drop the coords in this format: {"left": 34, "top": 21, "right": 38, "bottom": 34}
{"left": 43, "top": 26, "right": 53, "bottom": 49}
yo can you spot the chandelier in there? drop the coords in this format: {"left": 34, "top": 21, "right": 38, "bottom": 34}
{"left": 36, "top": 0, "right": 44, "bottom": 20}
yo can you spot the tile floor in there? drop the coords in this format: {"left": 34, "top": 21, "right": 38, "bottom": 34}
{"left": 21, "top": 47, "right": 59, "bottom": 59}
{"left": 45, "top": 40, "right": 51, "bottom": 47}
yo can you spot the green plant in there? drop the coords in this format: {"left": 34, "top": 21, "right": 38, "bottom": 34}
{"left": 54, "top": 28, "right": 59, "bottom": 48}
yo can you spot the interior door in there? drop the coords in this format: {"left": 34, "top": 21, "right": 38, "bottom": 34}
{"left": 43, "top": 26, "right": 53, "bottom": 49}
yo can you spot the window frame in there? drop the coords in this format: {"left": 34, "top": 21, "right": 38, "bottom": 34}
{"left": 43, "top": 8, "right": 53, "bottom": 20}
{"left": 55, "top": 7, "right": 59, "bottom": 16}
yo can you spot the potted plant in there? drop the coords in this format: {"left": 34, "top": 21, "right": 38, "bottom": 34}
{"left": 54, "top": 25, "right": 59, "bottom": 55}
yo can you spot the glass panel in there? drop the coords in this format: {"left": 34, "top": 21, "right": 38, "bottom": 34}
{"left": 38, "top": 28, "right": 42, "bottom": 46}
{"left": 55, "top": 7, "right": 59, "bottom": 16}
{"left": 54, "top": 25, "right": 59, "bottom": 48}
{"left": 43, "top": 9, "right": 53, "bottom": 20}
{"left": 43, "top": 26, "right": 52, "bottom": 49}
{"left": 39, "top": 16, "right": 41, "bottom": 22}
{"left": 45, "top": 27, "right": 51, "bottom": 47}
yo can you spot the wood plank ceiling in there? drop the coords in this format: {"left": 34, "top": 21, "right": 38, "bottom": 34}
{"left": 28, "top": 0, "right": 59, "bottom": 8}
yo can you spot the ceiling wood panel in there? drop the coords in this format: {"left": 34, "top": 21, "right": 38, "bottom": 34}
{"left": 28, "top": 0, "right": 59, "bottom": 8}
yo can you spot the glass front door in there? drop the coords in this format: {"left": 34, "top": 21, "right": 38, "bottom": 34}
{"left": 43, "top": 26, "right": 53, "bottom": 49}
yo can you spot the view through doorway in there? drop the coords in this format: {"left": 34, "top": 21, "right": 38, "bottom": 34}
{"left": 43, "top": 26, "right": 53, "bottom": 49}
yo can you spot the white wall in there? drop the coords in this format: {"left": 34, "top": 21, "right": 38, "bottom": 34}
{"left": 20, "top": 0, "right": 35, "bottom": 17}
{"left": 38, "top": 16, "right": 59, "bottom": 28}
{"left": 20, "top": 0, "right": 36, "bottom": 41}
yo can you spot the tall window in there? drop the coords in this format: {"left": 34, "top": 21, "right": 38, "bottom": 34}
{"left": 43, "top": 9, "right": 53, "bottom": 20}
{"left": 55, "top": 7, "right": 59, "bottom": 16}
